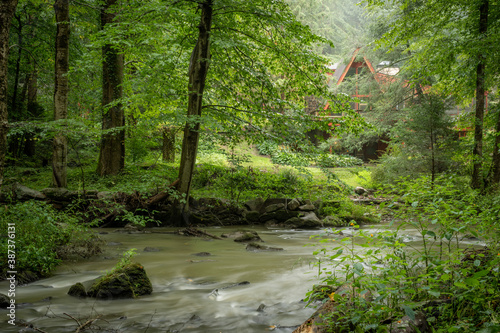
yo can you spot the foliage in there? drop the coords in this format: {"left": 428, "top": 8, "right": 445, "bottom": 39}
{"left": 257, "top": 139, "right": 363, "bottom": 168}
{"left": 105, "top": 248, "right": 138, "bottom": 277}
{"left": 270, "top": 148, "right": 311, "bottom": 167}
{"left": 308, "top": 175, "right": 500, "bottom": 331}
{"left": 317, "top": 153, "right": 363, "bottom": 168}
{"left": 256, "top": 141, "right": 278, "bottom": 156}
{"left": 0, "top": 201, "right": 95, "bottom": 276}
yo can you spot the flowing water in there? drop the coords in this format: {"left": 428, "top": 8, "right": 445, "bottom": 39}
{"left": 0, "top": 226, "right": 326, "bottom": 333}
{"left": 0, "top": 224, "right": 484, "bottom": 332}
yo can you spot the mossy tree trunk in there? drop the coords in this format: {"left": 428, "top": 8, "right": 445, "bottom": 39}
{"left": 52, "top": 0, "right": 70, "bottom": 188}
{"left": 175, "top": 0, "right": 213, "bottom": 224}
{"left": 162, "top": 126, "right": 176, "bottom": 162}
{"left": 489, "top": 110, "right": 500, "bottom": 185}
{"left": 0, "top": 0, "right": 19, "bottom": 191}
{"left": 23, "top": 68, "right": 38, "bottom": 157}
{"left": 471, "top": 0, "right": 488, "bottom": 191}
{"left": 96, "top": 0, "right": 125, "bottom": 176}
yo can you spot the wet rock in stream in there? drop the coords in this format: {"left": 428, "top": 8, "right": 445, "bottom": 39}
{"left": 193, "top": 251, "right": 211, "bottom": 256}
{"left": 246, "top": 242, "right": 284, "bottom": 252}
{"left": 67, "top": 282, "right": 87, "bottom": 298}
{"left": 143, "top": 246, "right": 160, "bottom": 252}
{"left": 86, "top": 263, "right": 153, "bottom": 299}
{"left": 221, "top": 230, "right": 263, "bottom": 242}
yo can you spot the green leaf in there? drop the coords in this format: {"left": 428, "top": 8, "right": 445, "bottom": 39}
{"left": 440, "top": 273, "right": 451, "bottom": 281}
{"left": 353, "top": 262, "right": 364, "bottom": 275}
{"left": 427, "top": 290, "right": 440, "bottom": 297}
{"left": 401, "top": 304, "right": 415, "bottom": 321}
{"left": 473, "top": 270, "right": 489, "bottom": 278}
{"left": 474, "top": 259, "right": 481, "bottom": 267}
{"left": 464, "top": 277, "right": 480, "bottom": 287}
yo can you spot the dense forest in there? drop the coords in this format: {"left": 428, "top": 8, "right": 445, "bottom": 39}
{"left": 1, "top": 0, "right": 500, "bottom": 332}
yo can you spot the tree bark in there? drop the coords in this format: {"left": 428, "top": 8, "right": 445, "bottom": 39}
{"left": 490, "top": 110, "right": 500, "bottom": 185}
{"left": 10, "top": 13, "right": 22, "bottom": 120}
{"left": 96, "top": 0, "right": 125, "bottom": 176}
{"left": 23, "top": 69, "right": 38, "bottom": 157}
{"left": 175, "top": 0, "right": 213, "bottom": 223}
{"left": 471, "top": 0, "right": 488, "bottom": 191}
{"left": 162, "top": 126, "right": 176, "bottom": 162}
{"left": 52, "top": 0, "right": 70, "bottom": 188}
{"left": 0, "top": 0, "right": 19, "bottom": 191}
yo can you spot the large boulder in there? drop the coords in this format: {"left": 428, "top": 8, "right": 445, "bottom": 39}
{"left": 260, "top": 209, "right": 299, "bottom": 222}
{"left": 298, "top": 204, "right": 316, "bottom": 211}
{"left": 322, "top": 215, "right": 346, "bottom": 227}
{"left": 287, "top": 198, "right": 301, "bottom": 211}
{"left": 264, "top": 203, "right": 285, "bottom": 213}
{"left": 243, "top": 210, "right": 260, "bottom": 223}
{"left": 244, "top": 198, "right": 264, "bottom": 212}
{"left": 87, "top": 263, "right": 152, "bottom": 299}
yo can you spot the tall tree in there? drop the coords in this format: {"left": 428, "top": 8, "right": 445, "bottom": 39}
{"left": 0, "top": 0, "right": 19, "bottom": 191}
{"left": 95, "top": 0, "right": 362, "bottom": 224}
{"left": 52, "top": 0, "right": 70, "bottom": 187}
{"left": 96, "top": 0, "right": 125, "bottom": 176}
{"left": 176, "top": 0, "right": 213, "bottom": 218}
{"left": 365, "top": 0, "right": 500, "bottom": 189}
{"left": 471, "top": 0, "right": 489, "bottom": 190}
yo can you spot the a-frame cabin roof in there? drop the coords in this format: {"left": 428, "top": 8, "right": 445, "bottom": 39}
{"left": 335, "top": 47, "right": 376, "bottom": 85}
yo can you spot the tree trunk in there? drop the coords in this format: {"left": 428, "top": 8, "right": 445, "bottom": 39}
{"left": 96, "top": 0, "right": 125, "bottom": 176}
{"left": 175, "top": 0, "right": 213, "bottom": 224}
{"left": 23, "top": 69, "right": 38, "bottom": 157}
{"left": 0, "top": 0, "right": 18, "bottom": 191}
{"left": 10, "top": 13, "right": 22, "bottom": 120}
{"left": 52, "top": 0, "right": 70, "bottom": 188}
{"left": 490, "top": 110, "right": 500, "bottom": 185}
{"left": 162, "top": 126, "right": 176, "bottom": 162}
{"left": 471, "top": 0, "right": 488, "bottom": 191}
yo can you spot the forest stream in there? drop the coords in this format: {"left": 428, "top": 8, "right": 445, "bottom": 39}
{"left": 0, "top": 225, "right": 485, "bottom": 333}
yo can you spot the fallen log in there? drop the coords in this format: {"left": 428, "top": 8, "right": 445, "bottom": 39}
{"left": 177, "top": 227, "right": 222, "bottom": 239}
{"left": 145, "top": 179, "right": 179, "bottom": 207}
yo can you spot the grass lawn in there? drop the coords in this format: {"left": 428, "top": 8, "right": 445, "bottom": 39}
{"left": 4, "top": 142, "right": 374, "bottom": 195}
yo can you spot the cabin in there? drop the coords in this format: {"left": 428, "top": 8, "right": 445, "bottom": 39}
{"left": 316, "top": 48, "right": 480, "bottom": 161}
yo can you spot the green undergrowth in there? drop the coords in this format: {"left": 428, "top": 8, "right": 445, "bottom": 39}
{"left": 307, "top": 174, "right": 500, "bottom": 332}
{"left": 3, "top": 142, "right": 372, "bottom": 200}
{"left": 0, "top": 201, "right": 101, "bottom": 281}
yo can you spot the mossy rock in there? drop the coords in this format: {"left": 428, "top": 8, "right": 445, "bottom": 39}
{"left": 244, "top": 210, "right": 260, "bottom": 223}
{"left": 246, "top": 242, "right": 283, "bottom": 252}
{"left": 87, "top": 263, "right": 152, "bottom": 300}
{"left": 340, "top": 214, "right": 379, "bottom": 225}
{"left": 322, "top": 215, "right": 346, "bottom": 227}
{"left": 221, "top": 230, "right": 263, "bottom": 242}
{"left": 68, "top": 282, "right": 87, "bottom": 298}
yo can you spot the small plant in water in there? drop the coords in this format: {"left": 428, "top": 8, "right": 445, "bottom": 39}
{"left": 104, "top": 248, "right": 138, "bottom": 277}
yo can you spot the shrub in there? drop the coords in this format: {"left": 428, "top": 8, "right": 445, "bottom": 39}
{"left": 308, "top": 175, "right": 500, "bottom": 332}
{"left": 271, "top": 149, "right": 311, "bottom": 167}
{"left": 316, "top": 153, "right": 363, "bottom": 168}
{"left": 256, "top": 140, "right": 278, "bottom": 155}
{"left": 0, "top": 201, "right": 96, "bottom": 278}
